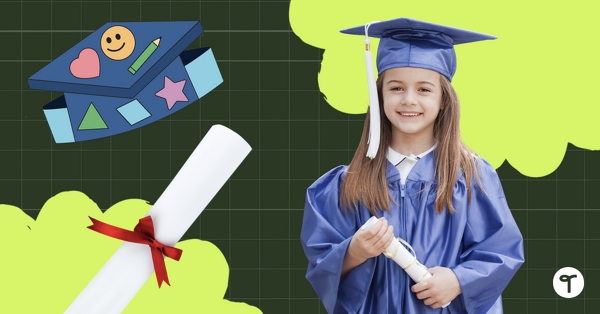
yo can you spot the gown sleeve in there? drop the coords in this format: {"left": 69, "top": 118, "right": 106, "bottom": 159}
{"left": 300, "top": 166, "right": 377, "bottom": 314}
{"left": 450, "top": 159, "right": 525, "bottom": 314}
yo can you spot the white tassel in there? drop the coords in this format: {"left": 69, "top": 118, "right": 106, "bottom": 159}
{"left": 364, "top": 22, "right": 380, "bottom": 159}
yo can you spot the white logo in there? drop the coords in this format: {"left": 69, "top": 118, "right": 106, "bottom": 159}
{"left": 553, "top": 267, "right": 584, "bottom": 298}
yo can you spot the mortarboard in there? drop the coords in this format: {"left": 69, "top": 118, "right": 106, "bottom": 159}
{"left": 340, "top": 17, "right": 496, "bottom": 159}
{"left": 28, "top": 21, "right": 222, "bottom": 144}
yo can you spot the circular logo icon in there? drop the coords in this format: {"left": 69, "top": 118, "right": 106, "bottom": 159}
{"left": 553, "top": 267, "right": 584, "bottom": 298}
{"left": 100, "top": 26, "right": 136, "bottom": 60}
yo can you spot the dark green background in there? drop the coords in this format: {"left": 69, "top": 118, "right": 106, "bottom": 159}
{"left": 0, "top": 1, "right": 597, "bottom": 313}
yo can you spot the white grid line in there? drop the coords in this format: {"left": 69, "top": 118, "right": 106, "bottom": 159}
{"left": 19, "top": 0, "right": 23, "bottom": 210}
{"left": 108, "top": 0, "right": 112, "bottom": 205}
{"left": 0, "top": 29, "right": 297, "bottom": 33}
{"left": 138, "top": 0, "right": 142, "bottom": 212}
{"left": 257, "top": 0, "right": 261, "bottom": 308}
{"left": 13, "top": 207, "right": 600, "bottom": 215}
{"left": 79, "top": 0, "right": 82, "bottom": 198}
{"left": 226, "top": 0, "right": 232, "bottom": 300}
{"left": 0, "top": 0, "right": 293, "bottom": 2}
{"left": 0, "top": 59, "right": 322, "bottom": 62}
{"left": 556, "top": 150, "right": 558, "bottom": 312}
{"left": 316, "top": 32, "right": 321, "bottom": 314}
{"left": 584, "top": 149, "right": 586, "bottom": 311}
{"left": 287, "top": 9, "right": 291, "bottom": 312}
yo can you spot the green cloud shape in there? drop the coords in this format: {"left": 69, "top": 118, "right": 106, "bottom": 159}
{"left": 0, "top": 191, "right": 262, "bottom": 314}
{"left": 289, "top": 0, "right": 600, "bottom": 177}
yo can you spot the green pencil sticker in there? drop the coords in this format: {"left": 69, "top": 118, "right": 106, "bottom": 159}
{"left": 128, "top": 37, "right": 161, "bottom": 75}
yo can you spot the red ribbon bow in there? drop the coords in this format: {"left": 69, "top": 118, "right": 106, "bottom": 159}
{"left": 87, "top": 215, "right": 183, "bottom": 288}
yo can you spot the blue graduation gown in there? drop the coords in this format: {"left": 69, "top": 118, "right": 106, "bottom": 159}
{"left": 300, "top": 152, "right": 524, "bottom": 313}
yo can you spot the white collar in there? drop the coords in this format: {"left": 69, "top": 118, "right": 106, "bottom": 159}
{"left": 386, "top": 143, "right": 437, "bottom": 167}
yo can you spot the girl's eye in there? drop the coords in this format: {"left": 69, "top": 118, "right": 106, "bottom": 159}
{"left": 419, "top": 88, "right": 431, "bottom": 93}
{"left": 391, "top": 87, "right": 403, "bottom": 91}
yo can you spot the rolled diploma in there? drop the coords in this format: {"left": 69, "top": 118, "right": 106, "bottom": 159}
{"left": 360, "top": 216, "right": 450, "bottom": 308}
{"left": 65, "top": 124, "right": 252, "bottom": 314}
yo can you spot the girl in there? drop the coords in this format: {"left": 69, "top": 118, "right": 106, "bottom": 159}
{"left": 300, "top": 17, "right": 524, "bottom": 313}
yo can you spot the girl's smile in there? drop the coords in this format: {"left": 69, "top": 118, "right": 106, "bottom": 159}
{"left": 397, "top": 111, "right": 423, "bottom": 117}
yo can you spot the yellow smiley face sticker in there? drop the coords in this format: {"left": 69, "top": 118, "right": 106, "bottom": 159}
{"left": 100, "top": 26, "right": 136, "bottom": 60}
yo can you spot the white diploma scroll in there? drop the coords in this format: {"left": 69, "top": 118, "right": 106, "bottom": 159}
{"left": 360, "top": 216, "right": 450, "bottom": 308}
{"left": 65, "top": 124, "right": 252, "bottom": 314}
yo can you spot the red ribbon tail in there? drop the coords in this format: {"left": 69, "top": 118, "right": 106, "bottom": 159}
{"left": 87, "top": 216, "right": 148, "bottom": 244}
{"left": 163, "top": 246, "right": 183, "bottom": 261}
{"left": 87, "top": 216, "right": 102, "bottom": 231}
{"left": 151, "top": 246, "right": 170, "bottom": 288}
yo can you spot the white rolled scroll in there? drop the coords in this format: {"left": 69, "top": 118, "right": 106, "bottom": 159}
{"left": 65, "top": 124, "right": 252, "bottom": 314}
{"left": 360, "top": 216, "right": 450, "bottom": 308}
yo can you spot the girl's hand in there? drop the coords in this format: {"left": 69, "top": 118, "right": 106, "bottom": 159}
{"left": 341, "top": 217, "right": 395, "bottom": 280}
{"left": 411, "top": 266, "right": 462, "bottom": 309}
{"left": 348, "top": 217, "right": 395, "bottom": 261}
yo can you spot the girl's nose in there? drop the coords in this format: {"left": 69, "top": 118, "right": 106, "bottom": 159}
{"left": 401, "top": 91, "right": 417, "bottom": 106}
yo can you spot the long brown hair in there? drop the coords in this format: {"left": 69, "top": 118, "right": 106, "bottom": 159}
{"left": 340, "top": 70, "right": 482, "bottom": 215}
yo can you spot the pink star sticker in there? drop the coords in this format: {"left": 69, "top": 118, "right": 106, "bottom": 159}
{"left": 155, "top": 76, "right": 188, "bottom": 110}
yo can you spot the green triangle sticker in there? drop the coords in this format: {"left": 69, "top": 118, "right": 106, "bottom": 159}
{"left": 78, "top": 103, "right": 108, "bottom": 130}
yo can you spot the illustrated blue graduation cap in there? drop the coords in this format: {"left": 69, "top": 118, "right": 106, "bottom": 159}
{"left": 28, "top": 21, "right": 222, "bottom": 143}
{"left": 340, "top": 17, "right": 496, "bottom": 159}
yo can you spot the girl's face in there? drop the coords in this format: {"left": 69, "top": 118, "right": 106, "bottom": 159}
{"left": 382, "top": 67, "right": 443, "bottom": 143}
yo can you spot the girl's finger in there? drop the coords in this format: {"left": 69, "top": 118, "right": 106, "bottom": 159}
{"left": 374, "top": 225, "right": 394, "bottom": 251}
{"left": 382, "top": 226, "right": 395, "bottom": 249}
{"left": 363, "top": 218, "right": 384, "bottom": 240}
{"left": 372, "top": 219, "right": 388, "bottom": 244}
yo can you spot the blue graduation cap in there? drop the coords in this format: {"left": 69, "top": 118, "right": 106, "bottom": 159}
{"left": 28, "top": 21, "right": 223, "bottom": 144}
{"left": 340, "top": 17, "right": 496, "bottom": 158}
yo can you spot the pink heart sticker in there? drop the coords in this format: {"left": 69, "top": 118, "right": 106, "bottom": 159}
{"left": 70, "top": 48, "right": 100, "bottom": 79}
